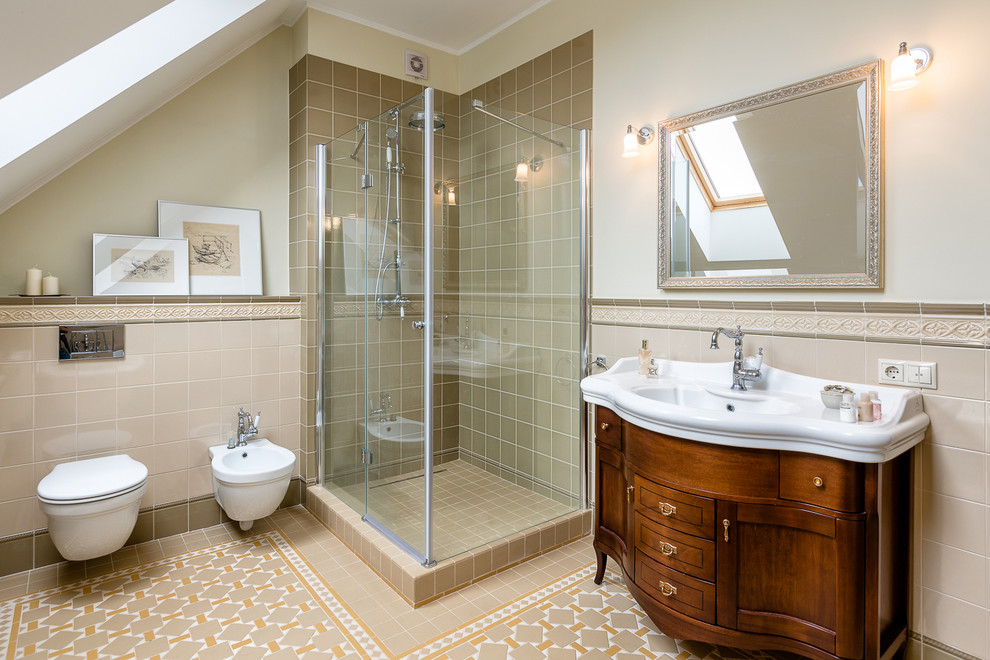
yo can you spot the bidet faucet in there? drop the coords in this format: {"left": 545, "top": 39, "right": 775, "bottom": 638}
{"left": 229, "top": 407, "right": 261, "bottom": 448}
{"left": 709, "top": 325, "right": 763, "bottom": 391}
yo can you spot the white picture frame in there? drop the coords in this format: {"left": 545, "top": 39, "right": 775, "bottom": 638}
{"left": 157, "top": 201, "right": 262, "bottom": 295}
{"left": 93, "top": 234, "right": 190, "bottom": 296}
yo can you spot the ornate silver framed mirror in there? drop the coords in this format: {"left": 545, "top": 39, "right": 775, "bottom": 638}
{"left": 658, "top": 60, "right": 883, "bottom": 288}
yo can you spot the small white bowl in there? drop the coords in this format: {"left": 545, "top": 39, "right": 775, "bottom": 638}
{"left": 820, "top": 390, "right": 845, "bottom": 409}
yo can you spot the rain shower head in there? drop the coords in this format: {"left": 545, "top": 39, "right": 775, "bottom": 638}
{"left": 408, "top": 111, "right": 445, "bottom": 131}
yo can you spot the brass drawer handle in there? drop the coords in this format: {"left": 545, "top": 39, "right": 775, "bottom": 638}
{"left": 658, "top": 580, "right": 677, "bottom": 597}
{"left": 599, "top": 422, "right": 610, "bottom": 431}
{"left": 658, "top": 502, "right": 677, "bottom": 516}
{"left": 626, "top": 485, "right": 634, "bottom": 503}
{"left": 723, "top": 519, "right": 730, "bottom": 542}
{"left": 658, "top": 541, "right": 677, "bottom": 556}
{"left": 813, "top": 476, "right": 824, "bottom": 488}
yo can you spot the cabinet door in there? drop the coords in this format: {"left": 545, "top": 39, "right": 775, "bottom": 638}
{"left": 717, "top": 502, "right": 865, "bottom": 659}
{"left": 596, "top": 444, "right": 631, "bottom": 572}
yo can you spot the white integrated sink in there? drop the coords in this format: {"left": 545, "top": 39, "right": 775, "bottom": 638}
{"left": 581, "top": 357, "right": 930, "bottom": 463}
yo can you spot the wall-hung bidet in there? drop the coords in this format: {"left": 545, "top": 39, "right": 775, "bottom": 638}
{"left": 209, "top": 408, "right": 294, "bottom": 530}
{"left": 37, "top": 454, "right": 148, "bottom": 561}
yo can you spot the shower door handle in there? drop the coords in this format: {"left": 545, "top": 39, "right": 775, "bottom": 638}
{"left": 411, "top": 321, "right": 426, "bottom": 330}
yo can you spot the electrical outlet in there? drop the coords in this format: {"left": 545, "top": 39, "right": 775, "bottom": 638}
{"left": 878, "top": 359, "right": 937, "bottom": 388}
{"left": 878, "top": 360, "right": 905, "bottom": 384}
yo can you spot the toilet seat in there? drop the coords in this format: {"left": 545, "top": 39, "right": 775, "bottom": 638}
{"left": 38, "top": 455, "right": 149, "bottom": 505}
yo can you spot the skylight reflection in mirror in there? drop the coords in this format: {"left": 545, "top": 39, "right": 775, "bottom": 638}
{"left": 685, "top": 117, "right": 764, "bottom": 201}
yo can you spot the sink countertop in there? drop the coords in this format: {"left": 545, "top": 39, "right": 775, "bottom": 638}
{"left": 581, "top": 357, "right": 930, "bottom": 463}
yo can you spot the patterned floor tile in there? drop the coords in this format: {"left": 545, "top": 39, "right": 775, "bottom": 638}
{"left": 0, "top": 518, "right": 802, "bottom": 660}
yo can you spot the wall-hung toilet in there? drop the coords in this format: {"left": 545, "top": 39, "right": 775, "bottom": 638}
{"left": 37, "top": 454, "right": 148, "bottom": 561}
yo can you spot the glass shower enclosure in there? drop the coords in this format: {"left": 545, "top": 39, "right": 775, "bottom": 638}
{"left": 317, "top": 87, "right": 590, "bottom": 566}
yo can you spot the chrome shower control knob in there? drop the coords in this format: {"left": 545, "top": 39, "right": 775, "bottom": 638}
{"left": 411, "top": 321, "right": 426, "bottom": 330}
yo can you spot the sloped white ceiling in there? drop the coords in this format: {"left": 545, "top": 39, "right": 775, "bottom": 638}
{"left": 0, "top": 0, "right": 548, "bottom": 214}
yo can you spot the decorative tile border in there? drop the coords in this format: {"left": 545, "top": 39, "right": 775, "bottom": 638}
{"left": 0, "top": 295, "right": 302, "bottom": 326}
{"left": 592, "top": 299, "right": 990, "bottom": 346}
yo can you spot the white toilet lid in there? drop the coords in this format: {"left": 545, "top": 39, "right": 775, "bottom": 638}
{"left": 38, "top": 455, "right": 149, "bottom": 503}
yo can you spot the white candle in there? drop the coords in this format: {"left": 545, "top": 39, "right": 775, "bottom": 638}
{"left": 42, "top": 274, "right": 59, "bottom": 296}
{"left": 25, "top": 267, "right": 42, "bottom": 296}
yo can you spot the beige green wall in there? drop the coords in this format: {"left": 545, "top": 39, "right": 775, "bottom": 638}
{"left": 0, "top": 27, "right": 293, "bottom": 296}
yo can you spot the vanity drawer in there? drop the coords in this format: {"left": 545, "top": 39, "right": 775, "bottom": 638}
{"left": 636, "top": 513, "right": 716, "bottom": 582}
{"left": 779, "top": 452, "right": 865, "bottom": 513}
{"left": 636, "top": 554, "right": 716, "bottom": 625}
{"left": 595, "top": 406, "right": 622, "bottom": 450}
{"left": 636, "top": 477, "right": 716, "bottom": 540}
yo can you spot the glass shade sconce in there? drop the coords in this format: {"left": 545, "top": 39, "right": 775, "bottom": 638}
{"left": 888, "top": 42, "right": 933, "bottom": 91}
{"left": 514, "top": 155, "right": 543, "bottom": 182}
{"left": 622, "top": 124, "right": 655, "bottom": 157}
{"left": 435, "top": 180, "right": 457, "bottom": 205}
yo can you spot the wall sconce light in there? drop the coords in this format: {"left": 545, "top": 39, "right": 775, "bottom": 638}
{"left": 888, "top": 41, "right": 932, "bottom": 91}
{"left": 434, "top": 180, "right": 457, "bottom": 205}
{"left": 622, "top": 124, "right": 655, "bottom": 158}
{"left": 514, "top": 155, "right": 543, "bottom": 182}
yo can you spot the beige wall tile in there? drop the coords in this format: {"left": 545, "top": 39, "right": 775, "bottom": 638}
{"left": 921, "top": 345, "right": 985, "bottom": 400}
{"left": 769, "top": 335, "right": 818, "bottom": 375}
{"left": 921, "top": 539, "right": 986, "bottom": 607}
{"left": 921, "top": 588, "right": 987, "bottom": 659}
{"left": 816, "top": 339, "right": 866, "bottom": 383}
{"left": 32, "top": 327, "right": 58, "bottom": 361}
{"left": 34, "top": 361, "right": 76, "bottom": 394}
{"left": 0, "top": 498, "right": 34, "bottom": 537}
{"left": 34, "top": 425, "right": 75, "bottom": 460}
{"left": 76, "top": 360, "right": 116, "bottom": 391}
{"left": 117, "top": 385, "right": 153, "bottom": 419}
{"left": 116, "top": 416, "right": 154, "bottom": 448}
{"left": 189, "top": 322, "right": 221, "bottom": 351}
{"left": 0, "top": 327, "right": 33, "bottom": 362}
{"left": 34, "top": 392, "right": 75, "bottom": 428}
{"left": 154, "top": 382, "right": 189, "bottom": 414}
{"left": 154, "top": 323, "right": 189, "bottom": 354}
{"left": 125, "top": 324, "right": 154, "bottom": 355}
{"left": 0, "top": 464, "right": 34, "bottom": 501}
{"left": 189, "top": 350, "right": 221, "bottom": 381}
{"left": 923, "top": 443, "right": 986, "bottom": 504}
{"left": 154, "top": 353, "right": 189, "bottom": 383}
{"left": 0, "top": 430, "right": 33, "bottom": 466}
{"left": 77, "top": 388, "right": 115, "bottom": 424}
{"left": 921, "top": 490, "right": 986, "bottom": 555}
{"left": 923, "top": 395, "right": 985, "bottom": 452}
{"left": 117, "top": 354, "right": 154, "bottom": 387}
{"left": 77, "top": 421, "right": 116, "bottom": 455}
{"left": 0, "top": 362, "right": 32, "bottom": 397}
{"left": 221, "top": 321, "right": 252, "bottom": 349}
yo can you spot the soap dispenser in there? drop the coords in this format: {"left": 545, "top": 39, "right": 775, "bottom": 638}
{"left": 638, "top": 340, "right": 653, "bottom": 376}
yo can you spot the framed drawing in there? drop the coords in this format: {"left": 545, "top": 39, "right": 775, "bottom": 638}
{"left": 158, "top": 201, "right": 262, "bottom": 295}
{"left": 93, "top": 234, "right": 190, "bottom": 296}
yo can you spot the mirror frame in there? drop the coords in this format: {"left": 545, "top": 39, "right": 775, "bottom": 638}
{"left": 658, "top": 60, "right": 883, "bottom": 288}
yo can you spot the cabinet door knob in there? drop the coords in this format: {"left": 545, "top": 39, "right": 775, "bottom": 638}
{"left": 813, "top": 476, "right": 824, "bottom": 488}
{"left": 658, "top": 502, "right": 677, "bottom": 516}
{"left": 659, "top": 541, "right": 677, "bottom": 556}
{"left": 599, "top": 422, "right": 610, "bottom": 431}
{"left": 723, "top": 519, "right": 730, "bottom": 542}
{"left": 658, "top": 580, "right": 678, "bottom": 597}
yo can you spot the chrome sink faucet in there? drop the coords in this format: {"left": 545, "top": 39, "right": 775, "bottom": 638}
{"left": 369, "top": 392, "right": 395, "bottom": 423}
{"left": 710, "top": 325, "right": 763, "bottom": 391}
{"left": 228, "top": 407, "right": 261, "bottom": 448}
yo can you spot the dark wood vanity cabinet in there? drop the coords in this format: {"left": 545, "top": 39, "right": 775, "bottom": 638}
{"left": 592, "top": 405, "right": 910, "bottom": 660}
